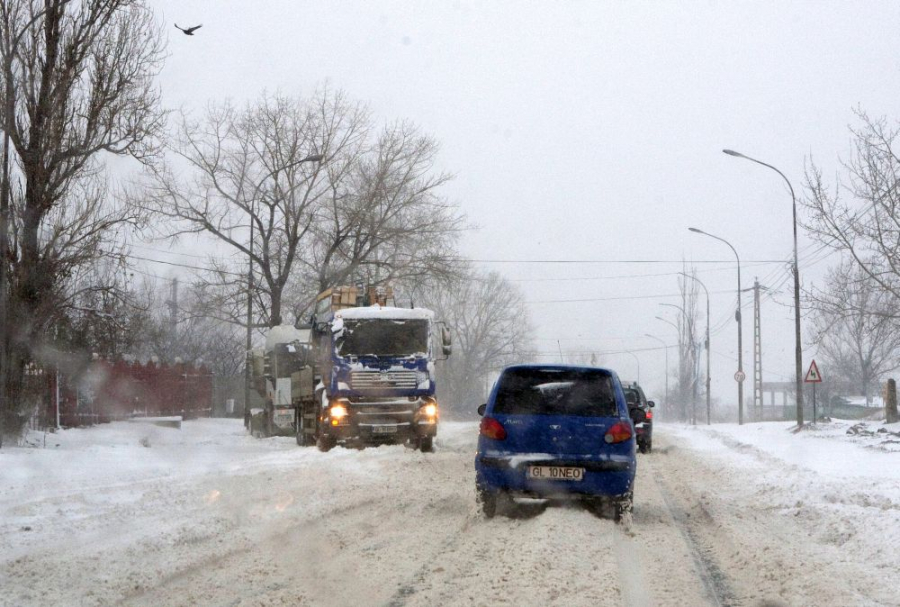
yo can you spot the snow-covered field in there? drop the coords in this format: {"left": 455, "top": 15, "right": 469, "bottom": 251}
{"left": 2, "top": 417, "right": 898, "bottom": 606}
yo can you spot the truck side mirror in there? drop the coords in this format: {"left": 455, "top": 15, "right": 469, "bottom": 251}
{"left": 477, "top": 403, "right": 486, "bottom": 416}
{"left": 441, "top": 326, "right": 452, "bottom": 356}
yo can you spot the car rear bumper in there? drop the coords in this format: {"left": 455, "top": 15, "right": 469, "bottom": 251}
{"left": 475, "top": 455, "right": 635, "bottom": 498}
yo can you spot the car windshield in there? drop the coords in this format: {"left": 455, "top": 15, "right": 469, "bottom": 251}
{"left": 493, "top": 368, "right": 618, "bottom": 417}
{"left": 338, "top": 319, "right": 429, "bottom": 357}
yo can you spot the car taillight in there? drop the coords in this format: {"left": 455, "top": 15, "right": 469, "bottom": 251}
{"left": 604, "top": 422, "right": 632, "bottom": 444}
{"left": 479, "top": 417, "right": 507, "bottom": 441}
{"left": 646, "top": 410, "right": 653, "bottom": 420}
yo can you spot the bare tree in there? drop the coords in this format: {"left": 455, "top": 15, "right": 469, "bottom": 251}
{"left": 291, "top": 120, "right": 463, "bottom": 307}
{"left": 804, "top": 109, "right": 900, "bottom": 310}
{"left": 809, "top": 260, "right": 900, "bottom": 405}
{"left": 0, "top": 0, "right": 165, "bottom": 440}
{"left": 144, "top": 91, "right": 364, "bottom": 328}
{"left": 671, "top": 272, "right": 701, "bottom": 422}
{"left": 146, "top": 91, "right": 464, "bottom": 331}
{"left": 412, "top": 270, "right": 534, "bottom": 417}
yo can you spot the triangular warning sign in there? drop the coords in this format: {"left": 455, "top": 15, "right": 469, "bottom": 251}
{"left": 804, "top": 360, "right": 822, "bottom": 383}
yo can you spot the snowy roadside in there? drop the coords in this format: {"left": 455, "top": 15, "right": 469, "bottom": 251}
{"left": 664, "top": 419, "right": 900, "bottom": 600}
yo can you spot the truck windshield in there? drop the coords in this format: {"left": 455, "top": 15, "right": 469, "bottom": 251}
{"left": 338, "top": 319, "right": 429, "bottom": 356}
{"left": 493, "top": 368, "right": 618, "bottom": 417}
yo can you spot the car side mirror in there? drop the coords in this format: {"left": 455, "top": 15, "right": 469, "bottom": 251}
{"left": 441, "top": 326, "right": 452, "bottom": 356}
{"left": 477, "top": 403, "right": 486, "bottom": 416}
{"left": 647, "top": 401, "right": 656, "bottom": 408}
{"left": 630, "top": 407, "right": 647, "bottom": 424}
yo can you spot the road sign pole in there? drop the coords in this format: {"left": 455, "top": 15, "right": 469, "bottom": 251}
{"left": 812, "top": 382, "right": 816, "bottom": 424}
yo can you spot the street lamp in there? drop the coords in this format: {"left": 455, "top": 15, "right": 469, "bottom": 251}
{"left": 656, "top": 315, "right": 681, "bottom": 418}
{"left": 723, "top": 149, "right": 803, "bottom": 427}
{"left": 689, "top": 226, "right": 744, "bottom": 424}
{"left": 644, "top": 334, "right": 668, "bottom": 412}
{"left": 680, "top": 272, "right": 711, "bottom": 425}
{"left": 244, "top": 152, "right": 324, "bottom": 424}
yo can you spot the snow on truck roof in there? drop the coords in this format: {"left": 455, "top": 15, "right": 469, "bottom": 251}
{"left": 336, "top": 305, "right": 434, "bottom": 320}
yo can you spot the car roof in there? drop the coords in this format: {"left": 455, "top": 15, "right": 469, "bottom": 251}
{"left": 501, "top": 363, "right": 617, "bottom": 375}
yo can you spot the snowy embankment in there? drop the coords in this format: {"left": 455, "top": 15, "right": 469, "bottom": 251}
{"left": 665, "top": 419, "right": 900, "bottom": 594}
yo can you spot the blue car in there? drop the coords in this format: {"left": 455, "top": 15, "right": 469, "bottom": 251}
{"left": 474, "top": 364, "right": 642, "bottom": 521}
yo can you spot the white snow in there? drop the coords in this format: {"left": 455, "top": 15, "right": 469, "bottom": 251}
{"left": 2, "top": 417, "right": 899, "bottom": 606}
{"left": 337, "top": 305, "right": 434, "bottom": 320}
{"left": 664, "top": 419, "right": 900, "bottom": 605}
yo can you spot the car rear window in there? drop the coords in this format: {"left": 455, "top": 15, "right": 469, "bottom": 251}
{"left": 493, "top": 368, "right": 618, "bottom": 417}
{"left": 623, "top": 388, "right": 643, "bottom": 407}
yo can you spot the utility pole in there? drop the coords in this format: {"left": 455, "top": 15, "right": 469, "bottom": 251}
{"left": 169, "top": 278, "right": 179, "bottom": 336}
{"left": 752, "top": 279, "right": 764, "bottom": 421}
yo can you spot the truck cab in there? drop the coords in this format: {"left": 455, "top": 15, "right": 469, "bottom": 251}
{"left": 310, "top": 286, "right": 451, "bottom": 452}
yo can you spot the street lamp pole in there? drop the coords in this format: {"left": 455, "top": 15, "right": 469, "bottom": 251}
{"left": 243, "top": 153, "right": 324, "bottom": 425}
{"left": 644, "top": 334, "right": 668, "bottom": 411}
{"left": 625, "top": 350, "right": 640, "bottom": 383}
{"left": 680, "top": 272, "right": 711, "bottom": 425}
{"left": 656, "top": 314, "right": 682, "bottom": 419}
{"left": 689, "top": 227, "right": 744, "bottom": 424}
{"left": 723, "top": 149, "right": 803, "bottom": 427}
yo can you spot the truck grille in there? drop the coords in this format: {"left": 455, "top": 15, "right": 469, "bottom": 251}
{"left": 350, "top": 370, "right": 418, "bottom": 390}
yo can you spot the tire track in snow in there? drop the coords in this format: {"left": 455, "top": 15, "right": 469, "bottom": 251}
{"left": 611, "top": 528, "right": 653, "bottom": 607}
{"left": 119, "top": 494, "right": 386, "bottom": 605}
{"left": 652, "top": 461, "right": 737, "bottom": 607}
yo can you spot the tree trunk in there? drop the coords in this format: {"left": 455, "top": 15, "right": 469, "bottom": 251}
{"left": 886, "top": 379, "right": 898, "bottom": 424}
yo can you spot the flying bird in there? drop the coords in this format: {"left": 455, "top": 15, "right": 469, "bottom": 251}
{"left": 175, "top": 24, "right": 202, "bottom": 36}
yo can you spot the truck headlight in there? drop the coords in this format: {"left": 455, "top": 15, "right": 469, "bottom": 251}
{"left": 422, "top": 402, "right": 438, "bottom": 418}
{"left": 329, "top": 404, "right": 348, "bottom": 419}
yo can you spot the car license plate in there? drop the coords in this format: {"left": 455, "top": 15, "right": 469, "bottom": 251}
{"left": 372, "top": 425, "right": 397, "bottom": 434}
{"left": 527, "top": 466, "right": 584, "bottom": 481}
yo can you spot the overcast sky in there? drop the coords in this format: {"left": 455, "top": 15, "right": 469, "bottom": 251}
{"left": 147, "top": 0, "right": 900, "bottom": 411}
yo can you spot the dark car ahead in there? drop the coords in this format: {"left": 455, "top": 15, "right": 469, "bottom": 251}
{"left": 474, "top": 364, "right": 643, "bottom": 522}
{"left": 622, "top": 383, "right": 655, "bottom": 453}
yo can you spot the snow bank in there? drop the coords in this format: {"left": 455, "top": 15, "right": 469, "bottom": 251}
{"left": 665, "top": 418, "right": 900, "bottom": 602}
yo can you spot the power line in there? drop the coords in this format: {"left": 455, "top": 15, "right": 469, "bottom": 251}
{"left": 527, "top": 288, "right": 736, "bottom": 305}
{"left": 466, "top": 258, "right": 785, "bottom": 265}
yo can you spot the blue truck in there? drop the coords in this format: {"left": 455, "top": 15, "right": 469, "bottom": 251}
{"left": 296, "top": 285, "right": 451, "bottom": 452}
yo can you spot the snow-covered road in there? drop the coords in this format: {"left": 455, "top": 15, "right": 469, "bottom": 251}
{"left": 2, "top": 419, "right": 898, "bottom": 606}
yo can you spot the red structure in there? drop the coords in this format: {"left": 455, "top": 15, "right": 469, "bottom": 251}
{"left": 31, "top": 358, "right": 213, "bottom": 428}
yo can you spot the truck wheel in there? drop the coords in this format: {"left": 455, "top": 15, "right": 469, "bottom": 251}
{"left": 419, "top": 436, "right": 434, "bottom": 453}
{"left": 297, "top": 412, "right": 316, "bottom": 447}
{"left": 317, "top": 434, "right": 336, "bottom": 452}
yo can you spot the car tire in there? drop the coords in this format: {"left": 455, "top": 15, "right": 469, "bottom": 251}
{"left": 317, "top": 434, "right": 336, "bottom": 452}
{"left": 638, "top": 442, "right": 647, "bottom": 454}
{"left": 614, "top": 491, "right": 634, "bottom": 524}
{"left": 646, "top": 440, "right": 652, "bottom": 453}
{"left": 419, "top": 436, "right": 434, "bottom": 453}
{"left": 477, "top": 488, "right": 497, "bottom": 518}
